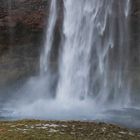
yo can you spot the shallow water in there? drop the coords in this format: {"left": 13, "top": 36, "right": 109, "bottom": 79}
{"left": 1, "top": 98, "right": 140, "bottom": 129}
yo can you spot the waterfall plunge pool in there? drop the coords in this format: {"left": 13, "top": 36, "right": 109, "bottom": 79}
{"left": 1, "top": 97, "right": 140, "bottom": 129}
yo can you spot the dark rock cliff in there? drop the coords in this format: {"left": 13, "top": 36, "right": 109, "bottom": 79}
{"left": 130, "top": 0, "right": 140, "bottom": 92}
{"left": 0, "top": 0, "right": 49, "bottom": 87}
{"left": 0, "top": 0, "right": 63, "bottom": 87}
{"left": 131, "top": 0, "right": 140, "bottom": 65}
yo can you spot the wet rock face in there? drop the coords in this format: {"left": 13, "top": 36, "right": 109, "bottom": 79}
{"left": 0, "top": 0, "right": 49, "bottom": 30}
{"left": 130, "top": 0, "right": 140, "bottom": 93}
{"left": 0, "top": 0, "right": 63, "bottom": 88}
{"left": 0, "top": 0, "right": 49, "bottom": 48}
{"left": 131, "top": 0, "right": 140, "bottom": 66}
{"left": 0, "top": 0, "right": 49, "bottom": 87}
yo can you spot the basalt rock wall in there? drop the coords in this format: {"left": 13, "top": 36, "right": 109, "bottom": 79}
{"left": 0, "top": 0, "right": 63, "bottom": 88}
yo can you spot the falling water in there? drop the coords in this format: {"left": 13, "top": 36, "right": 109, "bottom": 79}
{"left": 40, "top": 0, "right": 57, "bottom": 74}
{"left": 3, "top": 0, "right": 140, "bottom": 128}
{"left": 56, "top": 0, "right": 131, "bottom": 107}
{"left": 38, "top": 0, "right": 58, "bottom": 98}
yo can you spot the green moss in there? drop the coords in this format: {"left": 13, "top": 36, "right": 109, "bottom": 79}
{"left": 0, "top": 120, "right": 139, "bottom": 140}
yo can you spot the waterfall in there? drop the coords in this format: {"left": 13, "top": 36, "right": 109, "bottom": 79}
{"left": 40, "top": 0, "right": 57, "bottom": 74}
{"left": 45, "top": 0, "right": 131, "bottom": 107}
{"left": 39, "top": 0, "right": 58, "bottom": 98}
{"left": 6, "top": 0, "right": 140, "bottom": 127}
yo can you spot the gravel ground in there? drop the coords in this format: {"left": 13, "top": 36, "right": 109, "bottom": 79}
{"left": 0, "top": 120, "right": 140, "bottom": 140}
